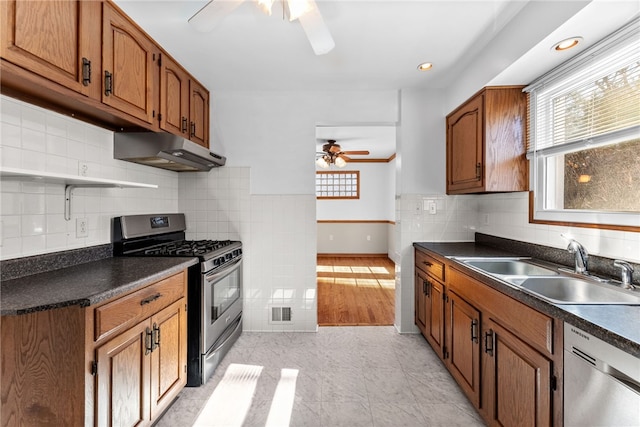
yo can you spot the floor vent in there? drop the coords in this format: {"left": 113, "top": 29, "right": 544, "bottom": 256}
{"left": 270, "top": 306, "right": 292, "bottom": 323}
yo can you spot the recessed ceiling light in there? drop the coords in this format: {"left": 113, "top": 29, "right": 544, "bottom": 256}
{"left": 417, "top": 62, "right": 433, "bottom": 71}
{"left": 552, "top": 37, "right": 583, "bottom": 52}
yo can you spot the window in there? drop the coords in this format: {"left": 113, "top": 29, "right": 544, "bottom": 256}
{"left": 525, "top": 18, "right": 640, "bottom": 230}
{"left": 316, "top": 171, "right": 360, "bottom": 199}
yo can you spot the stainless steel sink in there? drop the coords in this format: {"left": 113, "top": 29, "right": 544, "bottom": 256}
{"left": 462, "top": 258, "right": 558, "bottom": 276}
{"left": 513, "top": 276, "right": 640, "bottom": 305}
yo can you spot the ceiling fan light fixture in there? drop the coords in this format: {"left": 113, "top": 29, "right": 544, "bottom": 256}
{"left": 287, "top": 0, "right": 313, "bottom": 21}
{"left": 256, "top": 0, "right": 275, "bottom": 16}
{"left": 316, "top": 156, "right": 330, "bottom": 168}
{"left": 334, "top": 156, "right": 347, "bottom": 168}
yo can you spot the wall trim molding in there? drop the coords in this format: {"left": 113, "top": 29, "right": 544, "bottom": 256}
{"left": 317, "top": 253, "right": 390, "bottom": 258}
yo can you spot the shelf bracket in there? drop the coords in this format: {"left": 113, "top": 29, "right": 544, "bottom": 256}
{"left": 65, "top": 185, "right": 77, "bottom": 221}
{"left": 65, "top": 184, "right": 124, "bottom": 221}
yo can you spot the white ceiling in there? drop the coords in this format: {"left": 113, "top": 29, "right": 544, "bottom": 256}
{"left": 114, "top": 0, "right": 639, "bottom": 158}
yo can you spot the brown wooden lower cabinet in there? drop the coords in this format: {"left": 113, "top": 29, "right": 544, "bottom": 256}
{"left": 1, "top": 270, "right": 188, "bottom": 427}
{"left": 448, "top": 290, "right": 481, "bottom": 408}
{"left": 414, "top": 248, "right": 561, "bottom": 426}
{"left": 482, "top": 320, "right": 552, "bottom": 427}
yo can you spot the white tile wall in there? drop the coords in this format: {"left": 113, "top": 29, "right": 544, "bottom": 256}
{"left": 476, "top": 192, "right": 640, "bottom": 263}
{"left": 0, "top": 95, "right": 179, "bottom": 260}
{"left": 246, "top": 195, "right": 317, "bottom": 332}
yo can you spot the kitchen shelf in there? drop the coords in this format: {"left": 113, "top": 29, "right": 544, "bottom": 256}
{"left": 0, "top": 167, "right": 158, "bottom": 220}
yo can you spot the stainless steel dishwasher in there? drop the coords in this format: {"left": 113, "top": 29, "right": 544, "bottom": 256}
{"left": 564, "top": 323, "right": 640, "bottom": 426}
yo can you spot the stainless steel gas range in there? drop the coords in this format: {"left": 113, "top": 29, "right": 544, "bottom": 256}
{"left": 113, "top": 213, "right": 243, "bottom": 386}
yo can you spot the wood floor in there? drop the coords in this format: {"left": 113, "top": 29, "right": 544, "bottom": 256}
{"left": 317, "top": 255, "right": 395, "bottom": 326}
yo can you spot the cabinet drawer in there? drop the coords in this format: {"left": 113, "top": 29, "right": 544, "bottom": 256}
{"left": 94, "top": 271, "right": 186, "bottom": 342}
{"left": 415, "top": 250, "right": 445, "bottom": 281}
{"left": 449, "top": 267, "right": 553, "bottom": 356}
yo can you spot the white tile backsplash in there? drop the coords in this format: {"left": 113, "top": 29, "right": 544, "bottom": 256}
{"left": 0, "top": 95, "right": 179, "bottom": 260}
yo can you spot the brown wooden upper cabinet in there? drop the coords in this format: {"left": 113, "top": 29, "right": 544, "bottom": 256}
{"left": 160, "top": 55, "right": 210, "bottom": 148}
{"left": 0, "top": 0, "right": 102, "bottom": 99}
{"left": 160, "top": 54, "right": 190, "bottom": 138}
{"left": 189, "top": 79, "right": 210, "bottom": 148}
{"left": 102, "top": 1, "right": 159, "bottom": 127}
{"left": 446, "top": 86, "right": 528, "bottom": 194}
{"left": 1, "top": 0, "right": 210, "bottom": 144}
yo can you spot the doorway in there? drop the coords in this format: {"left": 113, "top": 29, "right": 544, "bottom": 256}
{"left": 315, "top": 124, "right": 397, "bottom": 326}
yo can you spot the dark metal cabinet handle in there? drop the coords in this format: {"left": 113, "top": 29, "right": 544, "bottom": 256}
{"left": 140, "top": 293, "right": 162, "bottom": 306}
{"left": 476, "top": 162, "right": 482, "bottom": 179}
{"left": 145, "top": 327, "right": 153, "bottom": 355}
{"left": 181, "top": 117, "right": 188, "bottom": 133}
{"left": 484, "top": 329, "right": 494, "bottom": 356}
{"left": 152, "top": 322, "right": 160, "bottom": 350}
{"left": 82, "top": 58, "right": 91, "bottom": 86}
{"left": 190, "top": 122, "right": 196, "bottom": 137}
{"left": 104, "top": 71, "right": 113, "bottom": 96}
{"left": 422, "top": 261, "right": 433, "bottom": 267}
{"left": 471, "top": 319, "right": 478, "bottom": 343}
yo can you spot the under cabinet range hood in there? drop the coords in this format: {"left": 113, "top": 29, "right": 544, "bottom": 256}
{"left": 114, "top": 132, "right": 226, "bottom": 172}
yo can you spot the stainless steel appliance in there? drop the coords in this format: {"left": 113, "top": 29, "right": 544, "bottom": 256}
{"left": 564, "top": 323, "right": 640, "bottom": 426}
{"left": 114, "top": 132, "right": 226, "bottom": 172}
{"left": 113, "top": 213, "right": 242, "bottom": 386}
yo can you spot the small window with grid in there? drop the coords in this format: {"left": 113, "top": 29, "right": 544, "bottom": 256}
{"left": 316, "top": 171, "right": 360, "bottom": 199}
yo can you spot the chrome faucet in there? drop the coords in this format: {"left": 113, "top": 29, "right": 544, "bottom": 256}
{"left": 564, "top": 237, "right": 589, "bottom": 275}
{"left": 613, "top": 260, "right": 635, "bottom": 289}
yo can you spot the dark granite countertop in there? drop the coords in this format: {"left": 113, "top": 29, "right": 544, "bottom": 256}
{"left": 1, "top": 257, "right": 198, "bottom": 316}
{"left": 414, "top": 241, "right": 640, "bottom": 358}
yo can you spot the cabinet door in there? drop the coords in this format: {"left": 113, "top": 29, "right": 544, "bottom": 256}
{"left": 149, "top": 298, "right": 187, "bottom": 418}
{"left": 415, "top": 269, "right": 428, "bottom": 335}
{"left": 102, "top": 2, "right": 157, "bottom": 125}
{"left": 96, "top": 320, "right": 151, "bottom": 427}
{"left": 189, "top": 79, "right": 209, "bottom": 147}
{"left": 0, "top": 0, "right": 100, "bottom": 97}
{"left": 160, "top": 54, "right": 189, "bottom": 137}
{"left": 482, "top": 320, "right": 552, "bottom": 427}
{"left": 447, "top": 290, "right": 481, "bottom": 407}
{"left": 446, "top": 93, "right": 484, "bottom": 193}
{"left": 426, "top": 278, "right": 445, "bottom": 359}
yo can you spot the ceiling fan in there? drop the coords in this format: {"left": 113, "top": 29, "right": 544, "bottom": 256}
{"left": 316, "top": 140, "right": 370, "bottom": 168}
{"left": 188, "top": 0, "right": 335, "bottom": 55}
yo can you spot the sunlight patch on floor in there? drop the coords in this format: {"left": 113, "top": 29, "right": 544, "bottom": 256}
{"left": 369, "top": 266, "right": 390, "bottom": 274}
{"left": 265, "top": 369, "right": 299, "bottom": 427}
{"left": 192, "top": 363, "right": 262, "bottom": 427}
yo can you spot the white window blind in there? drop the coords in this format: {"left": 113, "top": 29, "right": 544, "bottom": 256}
{"left": 526, "top": 18, "right": 640, "bottom": 157}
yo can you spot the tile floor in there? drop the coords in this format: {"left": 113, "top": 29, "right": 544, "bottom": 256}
{"left": 156, "top": 326, "right": 486, "bottom": 427}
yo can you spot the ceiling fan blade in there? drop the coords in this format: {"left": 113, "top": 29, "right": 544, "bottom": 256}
{"left": 339, "top": 154, "right": 351, "bottom": 161}
{"left": 341, "top": 150, "right": 370, "bottom": 155}
{"left": 296, "top": 0, "right": 335, "bottom": 55}
{"left": 188, "top": 0, "right": 246, "bottom": 33}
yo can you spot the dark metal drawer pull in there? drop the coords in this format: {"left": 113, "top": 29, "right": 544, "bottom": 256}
{"left": 104, "top": 71, "right": 113, "bottom": 96}
{"left": 484, "top": 329, "right": 494, "bottom": 356}
{"left": 82, "top": 58, "right": 91, "bottom": 86}
{"left": 140, "top": 293, "right": 162, "bottom": 306}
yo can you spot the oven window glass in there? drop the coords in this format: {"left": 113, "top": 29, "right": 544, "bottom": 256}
{"left": 211, "top": 268, "right": 240, "bottom": 322}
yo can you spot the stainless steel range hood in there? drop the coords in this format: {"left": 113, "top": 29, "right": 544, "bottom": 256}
{"left": 114, "top": 132, "right": 225, "bottom": 172}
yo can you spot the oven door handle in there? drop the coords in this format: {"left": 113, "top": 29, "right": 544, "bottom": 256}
{"left": 205, "top": 257, "right": 242, "bottom": 283}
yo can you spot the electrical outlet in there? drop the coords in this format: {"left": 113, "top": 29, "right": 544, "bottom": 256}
{"left": 76, "top": 218, "right": 88, "bottom": 238}
{"left": 425, "top": 200, "right": 437, "bottom": 215}
{"left": 329, "top": 234, "right": 334, "bottom": 241}
{"left": 366, "top": 235, "right": 371, "bottom": 241}
{"left": 79, "top": 162, "right": 89, "bottom": 177}
{"left": 482, "top": 214, "right": 490, "bottom": 225}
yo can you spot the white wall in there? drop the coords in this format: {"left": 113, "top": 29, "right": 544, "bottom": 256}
{"left": 0, "top": 95, "right": 179, "bottom": 260}
{"left": 212, "top": 90, "right": 399, "bottom": 194}
{"left": 316, "top": 161, "right": 395, "bottom": 221}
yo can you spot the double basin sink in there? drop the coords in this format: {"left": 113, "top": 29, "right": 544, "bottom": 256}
{"left": 457, "top": 258, "right": 640, "bottom": 305}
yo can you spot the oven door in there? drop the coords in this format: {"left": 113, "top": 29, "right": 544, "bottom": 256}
{"left": 202, "top": 257, "right": 242, "bottom": 353}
